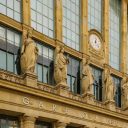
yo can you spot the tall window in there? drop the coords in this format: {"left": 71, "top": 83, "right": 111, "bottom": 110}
{"left": 31, "top": 0, "right": 54, "bottom": 38}
{"left": 0, "top": 25, "right": 21, "bottom": 74}
{"left": 62, "top": 0, "right": 80, "bottom": 51}
{"left": 88, "top": 0, "right": 102, "bottom": 32}
{"left": 126, "top": 10, "right": 128, "bottom": 73}
{"left": 35, "top": 41, "right": 54, "bottom": 85}
{"left": 109, "top": 0, "right": 121, "bottom": 70}
{"left": 0, "top": 0, "right": 21, "bottom": 22}
{"left": 91, "top": 66, "right": 102, "bottom": 101}
{"left": 112, "top": 76, "right": 121, "bottom": 107}
{"left": 67, "top": 56, "right": 80, "bottom": 94}
{"left": 0, "top": 115, "right": 19, "bottom": 128}
{"left": 35, "top": 120, "right": 52, "bottom": 128}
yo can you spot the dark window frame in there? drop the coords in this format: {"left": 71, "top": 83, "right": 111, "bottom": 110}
{"left": 0, "top": 25, "right": 21, "bottom": 74}
{"left": 91, "top": 65, "right": 103, "bottom": 101}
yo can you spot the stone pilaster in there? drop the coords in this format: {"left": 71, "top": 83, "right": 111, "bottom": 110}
{"left": 56, "top": 121, "right": 68, "bottom": 128}
{"left": 23, "top": 115, "right": 36, "bottom": 128}
{"left": 81, "top": 0, "right": 88, "bottom": 54}
{"left": 103, "top": 0, "right": 109, "bottom": 64}
{"left": 120, "top": 0, "right": 127, "bottom": 73}
{"left": 55, "top": 0, "right": 63, "bottom": 42}
{"left": 22, "top": 0, "right": 31, "bottom": 25}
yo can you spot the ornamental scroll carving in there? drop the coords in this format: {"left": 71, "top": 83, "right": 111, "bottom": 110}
{"left": 20, "top": 30, "right": 38, "bottom": 74}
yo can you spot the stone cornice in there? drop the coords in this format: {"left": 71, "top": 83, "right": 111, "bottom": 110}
{"left": 0, "top": 77, "right": 128, "bottom": 122}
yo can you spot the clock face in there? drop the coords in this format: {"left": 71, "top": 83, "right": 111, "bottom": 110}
{"left": 89, "top": 34, "right": 101, "bottom": 51}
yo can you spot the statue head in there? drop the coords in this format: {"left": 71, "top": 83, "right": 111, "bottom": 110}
{"left": 56, "top": 46, "right": 61, "bottom": 53}
{"left": 60, "top": 47, "right": 65, "bottom": 53}
{"left": 83, "top": 58, "right": 90, "bottom": 65}
{"left": 27, "top": 29, "right": 32, "bottom": 38}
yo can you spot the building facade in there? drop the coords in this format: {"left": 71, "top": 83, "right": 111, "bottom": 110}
{"left": 0, "top": 0, "right": 128, "bottom": 128}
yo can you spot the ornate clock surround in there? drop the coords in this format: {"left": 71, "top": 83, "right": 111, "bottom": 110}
{"left": 88, "top": 29, "right": 104, "bottom": 59}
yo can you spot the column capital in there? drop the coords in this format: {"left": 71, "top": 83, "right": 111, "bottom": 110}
{"left": 56, "top": 121, "right": 69, "bottom": 128}
{"left": 22, "top": 115, "right": 36, "bottom": 128}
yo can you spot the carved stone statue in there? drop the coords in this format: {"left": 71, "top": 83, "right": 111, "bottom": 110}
{"left": 54, "top": 46, "right": 69, "bottom": 85}
{"left": 20, "top": 30, "right": 38, "bottom": 74}
{"left": 105, "top": 69, "right": 115, "bottom": 101}
{"left": 82, "top": 58, "right": 94, "bottom": 95}
{"left": 122, "top": 77, "right": 128, "bottom": 107}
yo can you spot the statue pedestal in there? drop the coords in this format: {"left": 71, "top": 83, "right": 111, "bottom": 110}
{"left": 82, "top": 92, "right": 94, "bottom": 104}
{"left": 55, "top": 83, "right": 69, "bottom": 97}
{"left": 104, "top": 100, "right": 116, "bottom": 111}
{"left": 23, "top": 71, "right": 37, "bottom": 88}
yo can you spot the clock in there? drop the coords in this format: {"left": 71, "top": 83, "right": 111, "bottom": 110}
{"left": 89, "top": 34, "right": 101, "bottom": 51}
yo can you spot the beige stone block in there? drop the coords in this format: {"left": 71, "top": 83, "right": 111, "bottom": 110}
{"left": 23, "top": 71, "right": 38, "bottom": 88}
{"left": 55, "top": 83, "right": 70, "bottom": 97}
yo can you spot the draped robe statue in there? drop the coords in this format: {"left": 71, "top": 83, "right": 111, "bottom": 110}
{"left": 105, "top": 70, "right": 115, "bottom": 101}
{"left": 122, "top": 77, "right": 128, "bottom": 107}
{"left": 54, "top": 46, "right": 69, "bottom": 85}
{"left": 20, "top": 30, "right": 38, "bottom": 74}
{"left": 82, "top": 58, "right": 94, "bottom": 94}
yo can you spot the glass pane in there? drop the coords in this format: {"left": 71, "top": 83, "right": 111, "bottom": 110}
{"left": 0, "top": 26, "right": 5, "bottom": 41}
{"left": 0, "top": 4, "right": 6, "bottom": 15}
{"left": 43, "top": 46, "right": 48, "bottom": 58}
{"left": 7, "top": 0, "right": 13, "bottom": 9}
{"left": 0, "top": 0, "right": 6, "bottom": 5}
{"left": 49, "top": 49, "right": 53, "bottom": 60}
{"left": 7, "top": 8, "right": 13, "bottom": 19}
{"left": 14, "top": 0, "right": 20, "bottom": 13}
{"left": 14, "top": 12, "right": 20, "bottom": 22}
{"left": 7, "top": 30, "right": 14, "bottom": 44}
{"left": 37, "top": 64, "right": 42, "bottom": 81}
{"left": 14, "top": 33, "right": 20, "bottom": 47}
{"left": 37, "top": 44, "right": 42, "bottom": 55}
{"left": 7, "top": 53, "right": 14, "bottom": 72}
{"left": 0, "top": 50, "right": 6, "bottom": 70}
{"left": 43, "top": 66, "right": 48, "bottom": 83}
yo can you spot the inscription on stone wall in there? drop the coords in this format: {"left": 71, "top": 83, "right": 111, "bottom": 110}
{"left": 22, "top": 97, "right": 128, "bottom": 127}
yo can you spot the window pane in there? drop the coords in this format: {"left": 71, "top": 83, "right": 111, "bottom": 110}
{"left": 0, "top": 50, "right": 6, "bottom": 70}
{"left": 43, "top": 66, "right": 48, "bottom": 83}
{"left": 0, "top": 0, "right": 21, "bottom": 22}
{"left": 91, "top": 66, "right": 102, "bottom": 101}
{"left": 0, "top": 26, "right": 5, "bottom": 41}
{"left": 109, "top": 0, "right": 121, "bottom": 70}
{"left": 7, "top": 30, "right": 14, "bottom": 44}
{"left": 0, "top": 25, "right": 21, "bottom": 74}
{"left": 7, "top": 53, "right": 14, "bottom": 72}
{"left": 36, "top": 42, "right": 54, "bottom": 85}
{"left": 67, "top": 57, "right": 80, "bottom": 94}
{"left": 62, "top": 0, "right": 80, "bottom": 51}
{"left": 37, "top": 64, "right": 42, "bottom": 82}
{"left": 88, "top": 0, "right": 102, "bottom": 32}
{"left": 31, "top": 0, "right": 54, "bottom": 38}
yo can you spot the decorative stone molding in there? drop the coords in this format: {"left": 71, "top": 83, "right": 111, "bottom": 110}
{"left": 0, "top": 69, "right": 24, "bottom": 85}
{"left": 104, "top": 100, "right": 116, "bottom": 111}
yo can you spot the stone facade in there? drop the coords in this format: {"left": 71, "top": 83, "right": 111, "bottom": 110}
{"left": 0, "top": 0, "right": 128, "bottom": 128}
